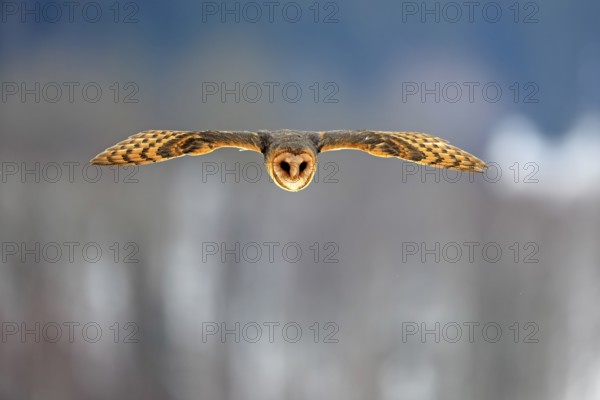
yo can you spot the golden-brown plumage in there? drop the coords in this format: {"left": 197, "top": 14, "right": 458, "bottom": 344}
{"left": 317, "top": 130, "right": 487, "bottom": 172}
{"left": 91, "top": 129, "right": 487, "bottom": 191}
{"left": 90, "top": 130, "right": 263, "bottom": 165}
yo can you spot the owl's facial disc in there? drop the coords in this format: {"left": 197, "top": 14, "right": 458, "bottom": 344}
{"left": 270, "top": 151, "right": 316, "bottom": 192}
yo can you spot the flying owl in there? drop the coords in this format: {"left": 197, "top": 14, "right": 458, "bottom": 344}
{"left": 91, "top": 129, "right": 487, "bottom": 192}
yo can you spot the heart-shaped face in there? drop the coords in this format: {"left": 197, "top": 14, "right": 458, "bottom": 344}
{"left": 268, "top": 150, "right": 317, "bottom": 192}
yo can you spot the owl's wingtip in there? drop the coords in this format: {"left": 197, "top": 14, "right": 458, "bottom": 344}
{"left": 89, "top": 154, "right": 109, "bottom": 165}
{"left": 475, "top": 162, "right": 489, "bottom": 173}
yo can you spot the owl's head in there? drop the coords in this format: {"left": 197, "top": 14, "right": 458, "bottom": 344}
{"left": 266, "top": 148, "right": 317, "bottom": 192}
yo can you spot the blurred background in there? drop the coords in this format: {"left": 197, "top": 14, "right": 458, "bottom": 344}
{"left": 1, "top": 0, "right": 600, "bottom": 399}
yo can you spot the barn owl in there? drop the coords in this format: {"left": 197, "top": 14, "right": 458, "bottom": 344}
{"left": 91, "top": 129, "right": 487, "bottom": 192}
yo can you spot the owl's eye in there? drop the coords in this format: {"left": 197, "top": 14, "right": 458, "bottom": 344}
{"left": 280, "top": 161, "right": 291, "bottom": 173}
{"left": 299, "top": 161, "right": 307, "bottom": 172}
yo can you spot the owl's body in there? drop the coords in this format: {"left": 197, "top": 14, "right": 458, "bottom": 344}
{"left": 91, "top": 129, "right": 487, "bottom": 191}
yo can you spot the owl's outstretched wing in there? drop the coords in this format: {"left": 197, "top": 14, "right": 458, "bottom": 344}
{"left": 91, "top": 130, "right": 265, "bottom": 166}
{"left": 315, "top": 130, "right": 487, "bottom": 172}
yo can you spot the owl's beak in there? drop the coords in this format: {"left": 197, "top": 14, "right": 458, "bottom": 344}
{"left": 289, "top": 164, "right": 300, "bottom": 180}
